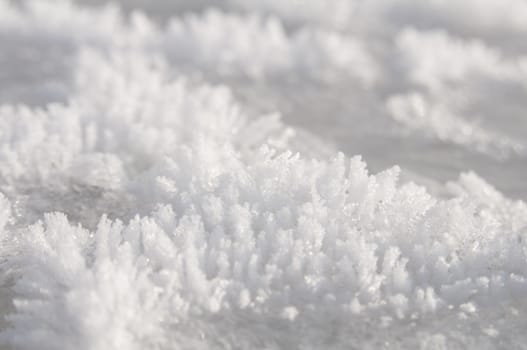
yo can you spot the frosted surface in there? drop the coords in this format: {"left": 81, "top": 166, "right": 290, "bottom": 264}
{"left": 0, "top": 1, "right": 526, "bottom": 349}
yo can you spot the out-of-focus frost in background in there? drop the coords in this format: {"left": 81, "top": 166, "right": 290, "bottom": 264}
{"left": 2, "top": 0, "right": 526, "bottom": 198}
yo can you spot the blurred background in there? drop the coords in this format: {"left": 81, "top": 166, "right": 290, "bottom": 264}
{"left": 2, "top": 0, "right": 526, "bottom": 199}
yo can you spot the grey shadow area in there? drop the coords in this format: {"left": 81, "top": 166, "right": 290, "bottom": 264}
{"left": 0, "top": 33, "right": 75, "bottom": 107}
{"left": 74, "top": 0, "right": 231, "bottom": 24}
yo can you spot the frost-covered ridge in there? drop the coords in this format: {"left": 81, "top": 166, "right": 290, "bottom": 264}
{"left": 1, "top": 1, "right": 527, "bottom": 349}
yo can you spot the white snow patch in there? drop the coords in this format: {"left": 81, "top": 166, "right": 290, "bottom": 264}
{"left": 0, "top": 1, "right": 527, "bottom": 349}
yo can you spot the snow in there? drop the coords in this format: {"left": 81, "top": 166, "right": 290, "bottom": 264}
{"left": 0, "top": 0, "right": 527, "bottom": 349}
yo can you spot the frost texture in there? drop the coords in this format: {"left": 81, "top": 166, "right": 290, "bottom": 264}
{"left": 1, "top": 1, "right": 527, "bottom": 349}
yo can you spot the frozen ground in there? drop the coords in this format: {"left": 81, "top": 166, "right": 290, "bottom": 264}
{"left": 0, "top": 0, "right": 527, "bottom": 349}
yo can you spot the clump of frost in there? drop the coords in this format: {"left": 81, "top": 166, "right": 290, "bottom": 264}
{"left": 383, "top": 29, "right": 527, "bottom": 156}
{"left": 163, "top": 9, "right": 378, "bottom": 84}
{"left": 0, "top": 1, "right": 377, "bottom": 85}
{"left": 386, "top": 93, "right": 526, "bottom": 158}
{"left": 3, "top": 143, "right": 527, "bottom": 349}
{"left": 1, "top": 1, "right": 527, "bottom": 349}
{"left": 395, "top": 29, "right": 527, "bottom": 93}
{"left": 0, "top": 48, "right": 290, "bottom": 228}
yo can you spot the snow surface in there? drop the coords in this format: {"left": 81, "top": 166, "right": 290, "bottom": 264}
{"left": 0, "top": 1, "right": 527, "bottom": 349}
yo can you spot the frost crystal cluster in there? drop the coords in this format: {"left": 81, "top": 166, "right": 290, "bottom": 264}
{"left": 1, "top": 1, "right": 527, "bottom": 349}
